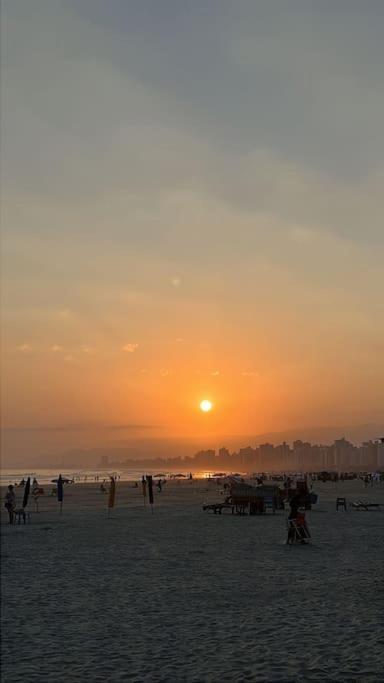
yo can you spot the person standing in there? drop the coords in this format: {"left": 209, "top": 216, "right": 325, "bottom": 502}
{"left": 286, "top": 490, "right": 303, "bottom": 544}
{"left": 4, "top": 485, "right": 16, "bottom": 524}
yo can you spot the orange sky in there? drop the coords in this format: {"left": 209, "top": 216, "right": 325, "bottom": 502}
{"left": 1, "top": 2, "right": 384, "bottom": 460}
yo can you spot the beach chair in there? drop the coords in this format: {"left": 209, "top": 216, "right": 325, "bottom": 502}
{"left": 286, "top": 513, "right": 311, "bottom": 544}
{"left": 202, "top": 502, "right": 234, "bottom": 514}
{"left": 351, "top": 500, "right": 383, "bottom": 511}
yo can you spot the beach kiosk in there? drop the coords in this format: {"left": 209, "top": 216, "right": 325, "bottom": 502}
{"left": 229, "top": 481, "right": 284, "bottom": 515}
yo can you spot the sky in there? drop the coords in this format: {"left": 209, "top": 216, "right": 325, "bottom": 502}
{"left": 1, "top": 0, "right": 384, "bottom": 461}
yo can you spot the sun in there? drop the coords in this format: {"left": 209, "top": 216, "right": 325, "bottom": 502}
{"left": 200, "top": 399, "right": 213, "bottom": 413}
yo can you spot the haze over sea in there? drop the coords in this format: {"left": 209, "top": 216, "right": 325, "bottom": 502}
{"left": 0, "top": 468, "right": 216, "bottom": 487}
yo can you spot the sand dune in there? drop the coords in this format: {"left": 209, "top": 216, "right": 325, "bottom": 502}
{"left": 2, "top": 479, "right": 384, "bottom": 682}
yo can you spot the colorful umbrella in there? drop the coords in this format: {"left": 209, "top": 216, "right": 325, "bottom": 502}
{"left": 22, "top": 477, "right": 31, "bottom": 509}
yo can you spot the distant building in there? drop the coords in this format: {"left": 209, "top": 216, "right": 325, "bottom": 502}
{"left": 218, "top": 447, "right": 230, "bottom": 461}
{"left": 239, "top": 446, "right": 256, "bottom": 467}
{"left": 275, "top": 442, "right": 291, "bottom": 470}
{"left": 333, "top": 438, "right": 356, "bottom": 470}
{"left": 377, "top": 439, "right": 384, "bottom": 469}
{"left": 293, "top": 440, "right": 312, "bottom": 471}
{"left": 258, "top": 443, "right": 274, "bottom": 470}
{"left": 361, "top": 441, "right": 378, "bottom": 469}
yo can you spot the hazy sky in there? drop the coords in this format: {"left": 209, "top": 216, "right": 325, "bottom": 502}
{"left": 2, "top": 1, "right": 383, "bottom": 458}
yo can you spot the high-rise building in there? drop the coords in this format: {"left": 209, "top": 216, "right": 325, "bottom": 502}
{"left": 333, "top": 438, "right": 356, "bottom": 470}
{"left": 377, "top": 438, "right": 384, "bottom": 469}
{"left": 218, "top": 447, "right": 231, "bottom": 463}
{"left": 258, "top": 443, "right": 274, "bottom": 470}
{"left": 361, "top": 441, "right": 378, "bottom": 469}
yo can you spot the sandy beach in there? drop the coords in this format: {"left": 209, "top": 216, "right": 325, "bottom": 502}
{"left": 1, "top": 477, "right": 384, "bottom": 682}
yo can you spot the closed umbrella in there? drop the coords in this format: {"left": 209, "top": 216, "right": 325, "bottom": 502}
{"left": 22, "top": 477, "right": 31, "bottom": 509}
{"left": 57, "top": 474, "right": 64, "bottom": 514}
{"left": 108, "top": 477, "right": 116, "bottom": 516}
{"left": 146, "top": 475, "right": 154, "bottom": 514}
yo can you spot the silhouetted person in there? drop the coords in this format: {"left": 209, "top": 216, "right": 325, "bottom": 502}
{"left": 289, "top": 491, "right": 303, "bottom": 520}
{"left": 287, "top": 491, "right": 307, "bottom": 544}
{"left": 5, "top": 485, "right": 16, "bottom": 524}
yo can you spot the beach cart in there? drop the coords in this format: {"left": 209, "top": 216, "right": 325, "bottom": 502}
{"left": 229, "top": 482, "right": 284, "bottom": 515}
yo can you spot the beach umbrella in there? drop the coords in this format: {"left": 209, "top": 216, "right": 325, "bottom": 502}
{"left": 57, "top": 474, "right": 64, "bottom": 514}
{"left": 22, "top": 477, "right": 31, "bottom": 509}
{"left": 141, "top": 477, "right": 147, "bottom": 507}
{"left": 108, "top": 476, "right": 116, "bottom": 515}
{"left": 146, "top": 475, "right": 154, "bottom": 514}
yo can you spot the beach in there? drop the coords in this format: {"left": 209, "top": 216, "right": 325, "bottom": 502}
{"left": 1, "top": 477, "right": 384, "bottom": 682}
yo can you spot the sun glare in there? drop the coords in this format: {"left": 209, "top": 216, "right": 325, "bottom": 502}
{"left": 200, "top": 399, "right": 213, "bottom": 413}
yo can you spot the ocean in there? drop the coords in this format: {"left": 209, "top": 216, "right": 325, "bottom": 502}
{"left": 0, "top": 467, "right": 213, "bottom": 486}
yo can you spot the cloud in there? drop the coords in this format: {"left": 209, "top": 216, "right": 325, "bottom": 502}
{"left": 1, "top": 423, "right": 160, "bottom": 433}
{"left": 170, "top": 276, "right": 181, "bottom": 287}
{"left": 50, "top": 344, "right": 63, "bottom": 352}
{"left": 64, "top": 354, "right": 74, "bottom": 362}
{"left": 80, "top": 345, "right": 94, "bottom": 353}
{"left": 56, "top": 309, "right": 72, "bottom": 320}
{"left": 16, "top": 343, "right": 31, "bottom": 352}
{"left": 211, "top": 370, "right": 220, "bottom": 376}
{"left": 289, "top": 227, "right": 316, "bottom": 244}
{"left": 121, "top": 343, "right": 139, "bottom": 353}
{"left": 241, "top": 371, "right": 258, "bottom": 377}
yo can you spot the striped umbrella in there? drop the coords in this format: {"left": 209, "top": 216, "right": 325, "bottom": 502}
{"left": 22, "top": 477, "right": 31, "bottom": 509}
